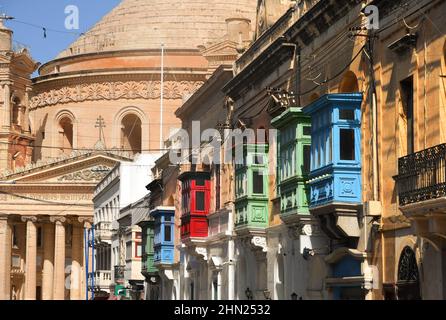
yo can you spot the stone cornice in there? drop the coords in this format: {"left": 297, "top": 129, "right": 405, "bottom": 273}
{"left": 39, "top": 48, "right": 204, "bottom": 73}
{"left": 0, "top": 150, "right": 132, "bottom": 180}
{"left": 33, "top": 68, "right": 207, "bottom": 87}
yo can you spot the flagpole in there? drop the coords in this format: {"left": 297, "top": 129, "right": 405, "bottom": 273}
{"left": 160, "top": 43, "right": 164, "bottom": 150}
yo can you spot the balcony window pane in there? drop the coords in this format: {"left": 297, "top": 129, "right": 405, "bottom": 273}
{"left": 328, "top": 130, "right": 332, "bottom": 163}
{"left": 196, "top": 191, "right": 205, "bottom": 211}
{"left": 303, "top": 126, "right": 311, "bottom": 136}
{"left": 252, "top": 170, "right": 264, "bottom": 194}
{"left": 340, "top": 109, "right": 355, "bottom": 120}
{"left": 253, "top": 154, "right": 264, "bottom": 165}
{"left": 303, "top": 145, "right": 311, "bottom": 174}
{"left": 136, "top": 243, "right": 142, "bottom": 258}
{"left": 196, "top": 178, "right": 205, "bottom": 186}
{"left": 340, "top": 129, "right": 355, "bottom": 160}
{"left": 164, "top": 225, "right": 171, "bottom": 242}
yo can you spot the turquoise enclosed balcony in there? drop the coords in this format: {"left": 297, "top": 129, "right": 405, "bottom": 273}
{"left": 303, "top": 93, "right": 363, "bottom": 240}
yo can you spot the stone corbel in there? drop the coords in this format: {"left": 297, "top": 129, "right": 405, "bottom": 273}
{"left": 195, "top": 247, "right": 208, "bottom": 261}
{"left": 251, "top": 236, "right": 267, "bottom": 252}
{"left": 288, "top": 223, "right": 321, "bottom": 240}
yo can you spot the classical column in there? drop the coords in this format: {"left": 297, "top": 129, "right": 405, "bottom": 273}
{"left": 24, "top": 86, "right": 32, "bottom": 133}
{"left": 0, "top": 214, "right": 12, "bottom": 300}
{"left": 2, "top": 81, "right": 12, "bottom": 129}
{"left": 70, "top": 223, "right": 83, "bottom": 300}
{"left": 217, "top": 270, "right": 222, "bottom": 300}
{"left": 51, "top": 216, "right": 66, "bottom": 300}
{"left": 22, "top": 215, "right": 37, "bottom": 300}
{"left": 42, "top": 222, "right": 54, "bottom": 300}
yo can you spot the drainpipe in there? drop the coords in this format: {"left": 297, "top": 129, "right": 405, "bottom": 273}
{"left": 227, "top": 205, "right": 235, "bottom": 299}
{"left": 367, "top": 33, "right": 379, "bottom": 202}
{"left": 91, "top": 225, "right": 95, "bottom": 300}
{"left": 84, "top": 227, "right": 88, "bottom": 301}
{"left": 295, "top": 47, "right": 301, "bottom": 108}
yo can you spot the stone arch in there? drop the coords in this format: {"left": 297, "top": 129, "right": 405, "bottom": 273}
{"left": 121, "top": 114, "right": 142, "bottom": 155}
{"left": 397, "top": 245, "right": 421, "bottom": 300}
{"left": 339, "top": 71, "right": 359, "bottom": 93}
{"left": 54, "top": 110, "right": 78, "bottom": 155}
{"left": 113, "top": 106, "right": 149, "bottom": 153}
{"left": 395, "top": 237, "right": 419, "bottom": 276}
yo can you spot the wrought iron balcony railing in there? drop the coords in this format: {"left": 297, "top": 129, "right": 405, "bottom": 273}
{"left": 396, "top": 143, "right": 446, "bottom": 206}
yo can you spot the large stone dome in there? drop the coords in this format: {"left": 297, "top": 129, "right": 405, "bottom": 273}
{"left": 57, "top": 0, "right": 257, "bottom": 58}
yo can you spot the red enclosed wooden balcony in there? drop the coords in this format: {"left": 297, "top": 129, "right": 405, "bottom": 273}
{"left": 178, "top": 171, "right": 211, "bottom": 240}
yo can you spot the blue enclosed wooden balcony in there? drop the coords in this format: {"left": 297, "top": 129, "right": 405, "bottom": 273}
{"left": 150, "top": 206, "right": 175, "bottom": 266}
{"left": 303, "top": 93, "right": 363, "bottom": 240}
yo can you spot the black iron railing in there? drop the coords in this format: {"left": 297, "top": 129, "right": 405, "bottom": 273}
{"left": 396, "top": 143, "right": 446, "bottom": 206}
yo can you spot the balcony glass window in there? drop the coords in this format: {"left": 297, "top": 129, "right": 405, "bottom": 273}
{"left": 126, "top": 241, "right": 132, "bottom": 260}
{"left": 303, "top": 145, "right": 311, "bottom": 175}
{"left": 135, "top": 243, "right": 142, "bottom": 258}
{"left": 164, "top": 225, "right": 171, "bottom": 242}
{"left": 196, "top": 191, "right": 205, "bottom": 211}
{"left": 196, "top": 178, "right": 205, "bottom": 186}
{"left": 253, "top": 154, "right": 264, "bottom": 165}
{"left": 340, "top": 129, "right": 355, "bottom": 160}
{"left": 252, "top": 170, "right": 264, "bottom": 194}
{"left": 340, "top": 109, "right": 355, "bottom": 120}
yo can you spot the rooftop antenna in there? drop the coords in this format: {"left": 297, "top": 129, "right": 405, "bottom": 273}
{"left": 0, "top": 11, "right": 15, "bottom": 26}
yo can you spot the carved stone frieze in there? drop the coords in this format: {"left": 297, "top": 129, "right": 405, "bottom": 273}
{"left": 57, "top": 165, "right": 111, "bottom": 182}
{"left": 30, "top": 80, "right": 204, "bottom": 109}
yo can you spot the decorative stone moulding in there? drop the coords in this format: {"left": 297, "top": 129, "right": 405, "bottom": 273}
{"left": 30, "top": 80, "right": 205, "bottom": 109}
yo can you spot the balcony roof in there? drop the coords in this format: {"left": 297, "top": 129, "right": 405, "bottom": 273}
{"left": 302, "top": 93, "right": 363, "bottom": 115}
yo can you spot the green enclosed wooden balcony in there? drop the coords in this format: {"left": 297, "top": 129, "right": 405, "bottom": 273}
{"left": 234, "top": 143, "right": 269, "bottom": 230}
{"left": 272, "top": 105, "right": 312, "bottom": 225}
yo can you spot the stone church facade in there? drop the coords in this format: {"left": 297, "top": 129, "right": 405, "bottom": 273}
{"left": 0, "top": 0, "right": 258, "bottom": 300}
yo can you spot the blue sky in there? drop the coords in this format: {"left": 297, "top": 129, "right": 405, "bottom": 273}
{"left": 2, "top": 0, "right": 121, "bottom": 74}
